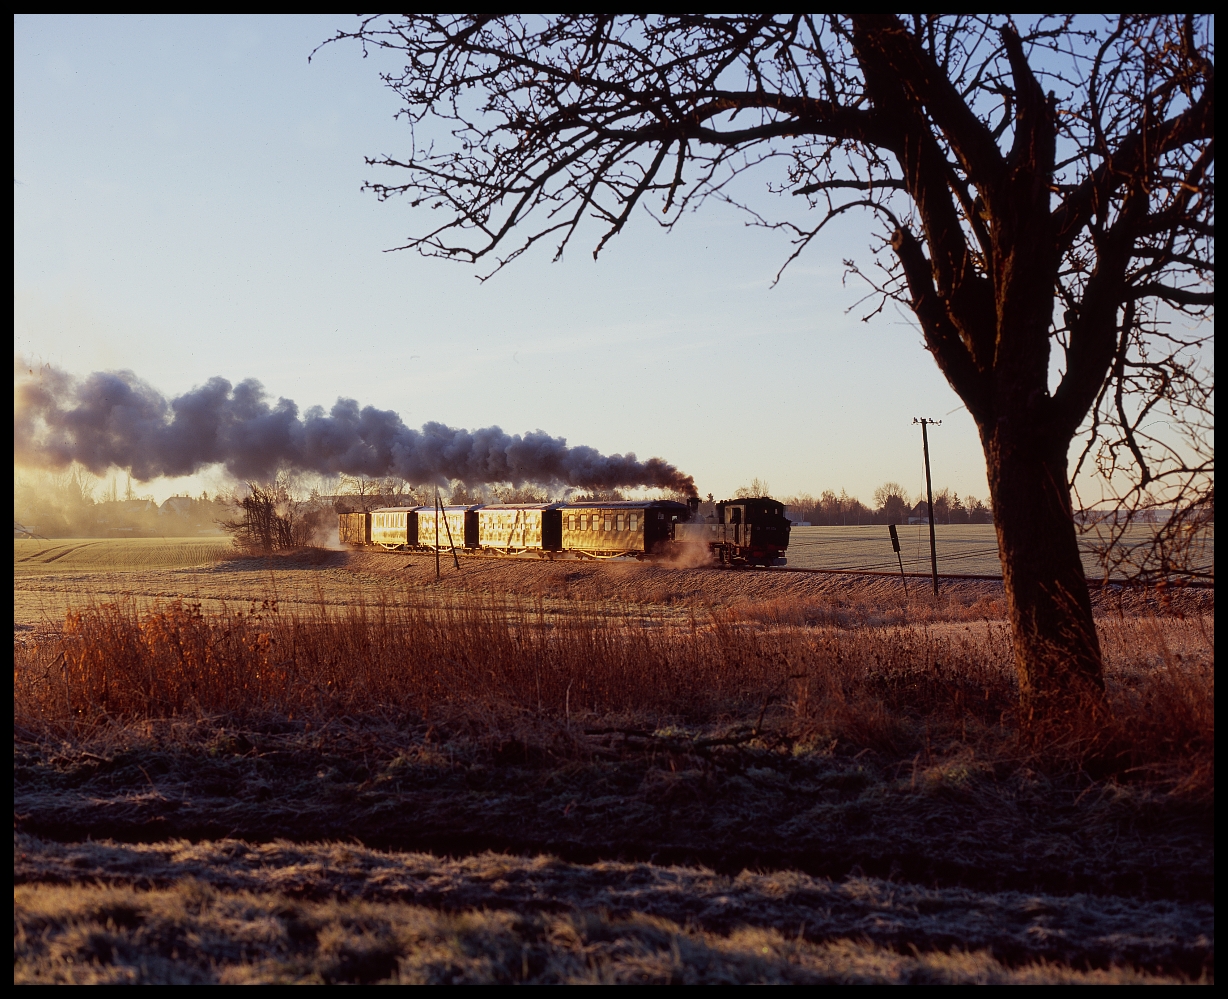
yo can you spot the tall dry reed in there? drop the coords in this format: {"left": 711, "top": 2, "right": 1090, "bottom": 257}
{"left": 13, "top": 595, "right": 1212, "bottom": 792}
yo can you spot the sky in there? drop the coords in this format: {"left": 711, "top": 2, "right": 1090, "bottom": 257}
{"left": 15, "top": 14, "right": 993, "bottom": 506}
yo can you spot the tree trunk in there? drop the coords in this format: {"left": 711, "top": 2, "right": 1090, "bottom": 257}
{"left": 981, "top": 421, "right": 1106, "bottom": 733}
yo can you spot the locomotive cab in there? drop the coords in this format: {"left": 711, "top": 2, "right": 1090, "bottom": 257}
{"left": 713, "top": 497, "right": 790, "bottom": 566}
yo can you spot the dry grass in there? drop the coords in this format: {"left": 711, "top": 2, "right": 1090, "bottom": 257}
{"left": 13, "top": 584, "right": 1213, "bottom": 982}
{"left": 14, "top": 593, "right": 1213, "bottom": 883}
{"left": 15, "top": 834, "right": 1212, "bottom": 976}
{"left": 14, "top": 869, "right": 1203, "bottom": 984}
{"left": 14, "top": 593, "right": 1213, "bottom": 797}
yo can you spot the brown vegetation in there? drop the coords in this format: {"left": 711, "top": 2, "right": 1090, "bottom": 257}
{"left": 15, "top": 838, "right": 1207, "bottom": 984}
{"left": 15, "top": 594, "right": 1212, "bottom": 791}
{"left": 15, "top": 593, "right": 1212, "bottom": 898}
{"left": 14, "top": 564, "right": 1213, "bottom": 981}
{"left": 221, "top": 482, "right": 331, "bottom": 554}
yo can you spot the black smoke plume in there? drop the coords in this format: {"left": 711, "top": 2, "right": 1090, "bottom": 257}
{"left": 14, "top": 364, "right": 696, "bottom": 494}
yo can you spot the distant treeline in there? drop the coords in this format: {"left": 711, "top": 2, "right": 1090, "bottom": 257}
{"left": 735, "top": 480, "right": 994, "bottom": 526}
{"left": 16, "top": 469, "right": 1005, "bottom": 541}
{"left": 14, "top": 471, "right": 232, "bottom": 538}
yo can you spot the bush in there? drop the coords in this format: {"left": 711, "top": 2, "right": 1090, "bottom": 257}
{"left": 220, "top": 482, "right": 327, "bottom": 553}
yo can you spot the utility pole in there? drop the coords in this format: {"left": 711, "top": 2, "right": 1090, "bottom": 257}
{"left": 434, "top": 486, "right": 441, "bottom": 580}
{"left": 913, "top": 418, "right": 941, "bottom": 597}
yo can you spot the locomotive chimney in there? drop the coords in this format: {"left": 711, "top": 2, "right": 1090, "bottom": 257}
{"left": 687, "top": 496, "right": 700, "bottom": 521}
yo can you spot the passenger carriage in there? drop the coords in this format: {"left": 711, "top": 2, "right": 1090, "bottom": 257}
{"left": 476, "top": 503, "right": 563, "bottom": 553}
{"left": 369, "top": 507, "right": 416, "bottom": 549}
{"left": 415, "top": 505, "right": 480, "bottom": 549}
{"left": 560, "top": 500, "right": 688, "bottom": 557}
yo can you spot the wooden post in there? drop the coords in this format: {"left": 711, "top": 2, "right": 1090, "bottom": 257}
{"left": 434, "top": 486, "right": 440, "bottom": 580}
{"left": 441, "top": 501, "right": 461, "bottom": 569}
{"left": 914, "top": 418, "right": 941, "bottom": 597}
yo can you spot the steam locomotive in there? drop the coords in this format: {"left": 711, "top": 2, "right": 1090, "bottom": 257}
{"left": 339, "top": 496, "right": 790, "bottom": 566}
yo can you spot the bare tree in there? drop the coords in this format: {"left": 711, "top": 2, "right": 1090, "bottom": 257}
{"left": 966, "top": 496, "right": 993, "bottom": 525}
{"left": 873, "top": 482, "right": 911, "bottom": 524}
{"left": 322, "top": 15, "right": 1213, "bottom": 728}
{"left": 782, "top": 491, "right": 817, "bottom": 523}
{"left": 571, "top": 488, "right": 628, "bottom": 502}
{"left": 734, "top": 477, "right": 772, "bottom": 498}
{"left": 339, "top": 475, "right": 375, "bottom": 513}
{"left": 221, "top": 479, "right": 326, "bottom": 553}
{"left": 492, "top": 484, "right": 552, "bottom": 503}
{"left": 379, "top": 476, "right": 417, "bottom": 507}
{"left": 447, "top": 481, "right": 484, "bottom": 505}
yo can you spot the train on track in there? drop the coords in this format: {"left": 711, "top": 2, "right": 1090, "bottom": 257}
{"left": 339, "top": 496, "right": 790, "bottom": 566}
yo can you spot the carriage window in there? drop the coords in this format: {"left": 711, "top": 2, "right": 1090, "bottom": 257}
{"left": 629, "top": 514, "right": 638, "bottom": 531}
{"left": 615, "top": 514, "right": 623, "bottom": 531}
{"left": 568, "top": 515, "right": 575, "bottom": 531}
{"left": 604, "top": 515, "right": 612, "bottom": 531}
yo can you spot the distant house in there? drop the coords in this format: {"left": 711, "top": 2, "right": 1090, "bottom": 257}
{"left": 160, "top": 495, "right": 195, "bottom": 516}
{"left": 784, "top": 506, "right": 811, "bottom": 526}
{"left": 907, "top": 501, "right": 930, "bottom": 525}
